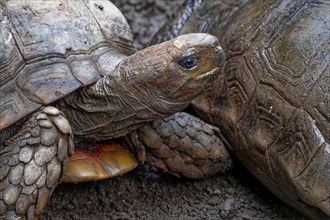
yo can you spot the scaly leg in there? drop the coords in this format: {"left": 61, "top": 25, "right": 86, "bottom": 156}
{"left": 0, "top": 107, "right": 74, "bottom": 219}
{"left": 128, "top": 112, "right": 232, "bottom": 179}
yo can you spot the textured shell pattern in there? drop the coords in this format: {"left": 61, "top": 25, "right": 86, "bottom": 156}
{"left": 0, "top": 0, "right": 134, "bottom": 130}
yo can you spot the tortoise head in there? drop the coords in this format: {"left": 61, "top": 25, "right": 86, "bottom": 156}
{"left": 58, "top": 34, "right": 225, "bottom": 140}
{"left": 117, "top": 33, "right": 225, "bottom": 115}
{"left": 170, "top": 33, "right": 225, "bottom": 79}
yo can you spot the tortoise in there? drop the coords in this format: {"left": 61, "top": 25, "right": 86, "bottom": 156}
{"left": 150, "top": 0, "right": 329, "bottom": 219}
{"left": 0, "top": 0, "right": 231, "bottom": 219}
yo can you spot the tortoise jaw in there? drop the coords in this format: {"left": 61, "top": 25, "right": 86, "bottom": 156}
{"left": 196, "top": 67, "right": 221, "bottom": 80}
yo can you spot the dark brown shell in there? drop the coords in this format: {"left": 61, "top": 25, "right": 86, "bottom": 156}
{"left": 0, "top": 1, "right": 134, "bottom": 130}
{"left": 172, "top": 0, "right": 329, "bottom": 218}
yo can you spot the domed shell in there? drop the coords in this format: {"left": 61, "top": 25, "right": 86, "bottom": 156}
{"left": 0, "top": 0, "right": 135, "bottom": 130}
{"left": 186, "top": 0, "right": 329, "bottom": 218}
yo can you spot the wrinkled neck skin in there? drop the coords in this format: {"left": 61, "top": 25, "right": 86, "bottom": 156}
{"left": 55, "top": 55, "right": 211, "bottom": 142}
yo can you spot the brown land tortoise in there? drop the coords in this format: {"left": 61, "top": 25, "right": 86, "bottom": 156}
{"left": 152, "top": 0, "right": 329, "bottom": 219}
{"left": 0, "top": 1, "right": 231, "bottom": 219}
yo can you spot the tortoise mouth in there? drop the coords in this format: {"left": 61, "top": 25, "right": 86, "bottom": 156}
{"left": 196, "top": 67, "right": 221, "bottom": 80}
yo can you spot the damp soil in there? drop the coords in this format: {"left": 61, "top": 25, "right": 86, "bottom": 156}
{"left": 43, "top": 163, "right": 305, "bottom": 220}
{"left": 43, "top": 1, "right": 306, "bottom": 219}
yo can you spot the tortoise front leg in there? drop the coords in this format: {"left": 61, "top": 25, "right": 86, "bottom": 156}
{"left": 128, "top": 112, "right": 232, "bottom": 179}
{"left": 0, "top": 107, "right": 74, "bottom": 219}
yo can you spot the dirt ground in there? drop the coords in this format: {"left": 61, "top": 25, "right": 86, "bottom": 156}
{"left": 43, "top": 1, "right": 306, "bottom": 219}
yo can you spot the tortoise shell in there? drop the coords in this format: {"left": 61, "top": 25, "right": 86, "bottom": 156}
{"left": 0, "top": 0, "right": 134, "bottom": 130}
{"left": 171, "top": 0, "right": 329, "bottom": 218}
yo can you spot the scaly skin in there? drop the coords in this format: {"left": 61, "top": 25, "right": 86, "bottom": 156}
{"left": 0, "top": 107, "right": 74, "bottom": 220}
{"left": 61, "top": 113, "right": 232, "bottom": 183}
{"left": 135, "top": 112, "right": 232, "bottom": 178}
{"left": 55, "top": 34, "right": 225, "bottom": 142}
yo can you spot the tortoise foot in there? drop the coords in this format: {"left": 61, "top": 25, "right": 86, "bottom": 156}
{"left": 62, "top": 142, "right": 138, "bottom": 183}
{"left": 0, "top": 107, "right": 74, "bottom": 219}
{"left": 136, "top": 112, "right": 232, "bottom": 179}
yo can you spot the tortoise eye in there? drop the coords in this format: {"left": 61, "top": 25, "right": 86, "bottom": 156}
{"left": 178, "top": 57, "right": 199, "bottom": 70}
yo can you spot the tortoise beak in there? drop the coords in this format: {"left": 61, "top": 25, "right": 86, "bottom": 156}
{"left": 216, "top": 45, "right": 226, "bottom": 66}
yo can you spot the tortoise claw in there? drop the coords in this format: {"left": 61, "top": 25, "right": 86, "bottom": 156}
{"left": 62, "top": 142, "right": 138, "bottom": 183}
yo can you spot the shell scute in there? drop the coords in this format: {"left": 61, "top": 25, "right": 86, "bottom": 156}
{"left": 0, "top": 0, "right": 134, "bottom": 130}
